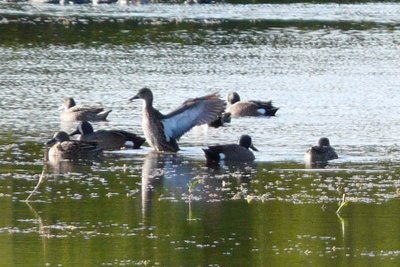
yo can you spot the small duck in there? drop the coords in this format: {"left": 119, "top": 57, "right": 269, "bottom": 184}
{"left": 46, "top": 131, "right": 102, "bottom": 159}
{"left": 69, "top": 121, "right": 146, "bottom": 150}
{"left": 60, "top": 97, "right": 112, "bottom": 122}
{"left": 202, "top": 135, "right": 258, "bottom": 164}
{"left": 129, "top": 87, "right": 225, "bottom": 152}
{"left": 226, "top": 92, "right": 279, "bottom": 118}
{"left": 304, "top": 137, "right": 338, "bottom": 168}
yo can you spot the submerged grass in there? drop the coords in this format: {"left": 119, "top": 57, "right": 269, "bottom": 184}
{"left": 25, "top": 148, "right": 48, "bottom": 202}
{"left": 336, "top": 193, "right": 349, "bottom": 215}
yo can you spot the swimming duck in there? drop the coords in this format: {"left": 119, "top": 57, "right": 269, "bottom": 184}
{"left": 69, "top": 121, "right": 146, "bottom": 150}
{"left": 129, "top": 87, "right": 225, "bottom": 152}
{"left": 60, "top": 97, "right": 112, "bottom": 122}
{"left": 202, "top": 134, "right": 258, "bottom": 163}
{"left": 46, "top": 131, "right": 102, "bottom": 159}
{"left": 304, "top": 137, "right": 338, "bottom": 168}
{"left": 226, "top": 92, "right": 279, "bottom": 118}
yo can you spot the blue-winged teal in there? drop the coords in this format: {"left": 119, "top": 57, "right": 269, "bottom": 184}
{"left": 69, "top": 121, "right": 145, "bottom": 150}
{"left": 46, "top": 131, "right": 102, "bottom": 159}
{"left": 60, "top": 97, "right": 112, "bottom": 122}
{"left": 226, "top": 92, "right": 279, "bottom": 118}
{"left": 202, "top": 134, "right": 258, "bottom": 163}
{"left": 304, "top": 137, "right": 338, "bottom": 168}
{"left": 129, "top": 87, "right": 225, "bottom": 152}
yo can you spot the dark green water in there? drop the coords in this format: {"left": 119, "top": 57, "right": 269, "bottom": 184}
{"left": 1, "top": 1, "right": 400, "bottom": 266}
{"left": 1, "top": 139, "right": 400, "bottom": 266}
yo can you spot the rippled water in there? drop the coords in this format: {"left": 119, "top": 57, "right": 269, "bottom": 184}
{"left": 1, "top": 1, "right": 400, "bottom": 266}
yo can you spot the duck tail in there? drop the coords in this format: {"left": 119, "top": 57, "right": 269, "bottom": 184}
{"left": 202, "top": 148, "right": 220, "bottom": 164}
{"left": 97, "top": 110, "right": 112, "bottom": 120}
{"left": 116, "top": 130, "right": 146, "bottom": 149}
{"left": 264, "top": 107, "right": 279, "bottom": 116}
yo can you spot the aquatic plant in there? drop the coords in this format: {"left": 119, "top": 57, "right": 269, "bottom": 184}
{"left": 25, "top": 148, "right": 48, "bottom": 202}
{"left": 336, "top": 194, "right": 349, "bottom": 215}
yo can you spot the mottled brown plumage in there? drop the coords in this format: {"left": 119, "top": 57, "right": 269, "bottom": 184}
{"left": 46, "top": 131, "right": 102, "bottom": 159}
{"left": 60, "top": 97, "right": 111, "bottom": 122}
{"left": 130, "top": 87, "right": 225, "bottom": 152}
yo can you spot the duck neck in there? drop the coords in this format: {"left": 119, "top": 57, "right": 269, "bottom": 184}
{"left": 143, "top": 98, "right": 154, "bottom": 112}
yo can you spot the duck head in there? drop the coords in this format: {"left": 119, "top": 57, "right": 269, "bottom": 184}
{"left": 63, "top": 97, "right": 76, "bottom": 109}
{"left": 70, "top": 121, "right": 94, "bottom": 136}
{"left": 129, "top": 87, "right": 154, "bottom": 105}
{"left": 239, "top": 134, "right": 258, "bottom": 151}
{"left": 318, "top": 137, "right": 331, "bottom": 147}
{"left": 227, "top": 92, "right": 241, "bottom": 105}
{"left": 46, "top": 131, "right": 70, "bottom": 146}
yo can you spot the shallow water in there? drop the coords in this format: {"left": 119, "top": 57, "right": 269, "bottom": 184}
{"left": 1, "top": 1, "right": 400, "bottom": 266}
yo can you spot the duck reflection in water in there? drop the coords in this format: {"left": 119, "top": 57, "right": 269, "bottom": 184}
{"left": 140, "top": 152, "right": 257, "bottom": 220}
{"left": 46, "top": 155, "right": 100, "bottom": 174}
{"left": 141, "top": 152, "right": 195, "bottom": 219}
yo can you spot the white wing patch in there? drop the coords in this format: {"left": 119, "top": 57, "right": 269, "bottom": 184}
{"left": 125, "top": 141, "right": 134, "bottom": 147}
{"left": 257, "top": 108, "right": 265, "bottom": 115}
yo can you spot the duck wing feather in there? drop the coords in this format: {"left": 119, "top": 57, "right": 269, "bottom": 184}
{"left": 162, "top": 93, "right": 225, "bottom": 140}
{"left": 68, "top": 105, "right": 104, "bottom": 114}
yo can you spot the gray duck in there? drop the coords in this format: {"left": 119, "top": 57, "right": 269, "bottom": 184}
{"left": 69, "top": 121, "right": 145, "bottom": 150}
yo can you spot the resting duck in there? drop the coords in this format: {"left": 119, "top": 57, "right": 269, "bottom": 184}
{"left": 60, "top": 97, "right": 112, "bottom": 122}
{"left": 202, "top": 135, "right": 258, "bottom": 164}
{"left": 129, "top": 87, "right": 225, "bottom": 152}
{"left": 46, "top": 131, "right": 102, "bottom": 159}
{"left": 226, "top": 92, "right": 279, "bottom": 118}
{"left": 69, "top": 121, "right": 145, "bottom": 150}
{"left": 304, "top": 137, "right": 338, "bottom": 168}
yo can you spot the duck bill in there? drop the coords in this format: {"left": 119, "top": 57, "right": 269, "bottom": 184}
{"left": 129, "top": 95, "right": 139, "bottom": 101}
{"left": 69, "top": 129, "right": 80, "bottom": 136}
{"left": 250, "top": 144, "right": 258, "bottom": 151}
{"left": 46, "top": 138, "right": 57, "bottom": 146}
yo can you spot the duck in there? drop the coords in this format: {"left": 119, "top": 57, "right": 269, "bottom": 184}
{"left": 225, "top": 92, "right": 279, "bottom": 118}
{"left": 304, "top": 137, "right": 338, "bottom": 168}
{"left": 129, "top": 87, "right": 225, "bottom": 152}
{"left": 202, "top": 135, "right": 258, "bottom": 164}
{"left": 69, "top": 121, "right": 146, "bottom": 150}
{"left": 208, "top": 112, "right": 231, "bottom": 128}
{"left": 46, "top": 131, "right": 102, "bottom": 159}
{"left": 60, "top": 97, "right": 112, "bottom": 122}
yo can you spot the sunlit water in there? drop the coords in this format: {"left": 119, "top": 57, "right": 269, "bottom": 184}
{"left": 1, "top": 1, "right": 400, "bottom": 266}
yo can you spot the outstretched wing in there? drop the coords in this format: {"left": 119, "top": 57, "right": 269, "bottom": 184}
{"left": 162, "top": 93, "right": 225, "bottom": 140}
